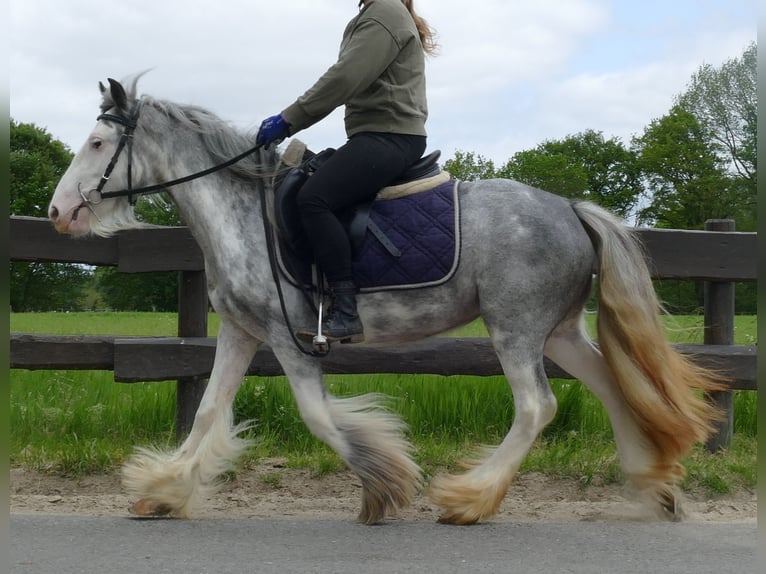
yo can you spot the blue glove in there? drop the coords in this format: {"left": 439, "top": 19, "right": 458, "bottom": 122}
{"left": 256, "top": 113, "right": 290, "bottom": 149}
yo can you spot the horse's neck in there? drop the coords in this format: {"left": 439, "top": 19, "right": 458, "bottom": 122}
{"left": 159, "top": 148, "right": 271, "bottom": 290}
{"left": 140, "top": 107, "right": 274, "bottom": 286}
{"left": 171, "top": 174, "right": 267, "bottom": 254}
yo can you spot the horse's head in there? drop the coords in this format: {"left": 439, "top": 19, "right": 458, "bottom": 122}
{"left": 48, "top": 77, "right": 144, "bottom": 237}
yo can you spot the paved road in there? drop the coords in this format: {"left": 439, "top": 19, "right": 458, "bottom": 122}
{"left": 11, "top": 515, "right": 756, "bottom": 574}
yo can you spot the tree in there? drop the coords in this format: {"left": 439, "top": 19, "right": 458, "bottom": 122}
{"left": 498, "top": 149, "right": 588, "bottom": 198}
{"left": 10, "top": 262, "right": 91, "bottom": 312}
{"left": 94, "top": 268, "right": 179, "bottom": 311}
{"left": 499, "top": 130, "right": 642, "bottom": 218}
{"left": 10, "top": 120, "right": 91, "bottom": 311}
{"left": 10, "top": 120, "right": 73, "bottom": 217}
{"left": 676, "top": 42, "right": 757, "bottom": 231}
{"left": 634, "top": 42, "right": 758, "bottom": 314}
{"left": 633, "top": 106, "right": 739, "bottom": 229}
{"left": 677, "top": 43, "right": 756, "bottom": 189}
{"left": 638, "top": 43, "right": 757, "bottom": 232}
{"left": 443, "top": 150, "right": 498, "bottom": 181}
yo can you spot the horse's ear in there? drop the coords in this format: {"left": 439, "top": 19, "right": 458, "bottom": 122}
{"left": 107, "top": 78, "right": 128, "bottom": 112}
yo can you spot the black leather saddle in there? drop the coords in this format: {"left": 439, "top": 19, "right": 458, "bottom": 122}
{"left": 273, "top": 149, "right": 442, "bottom": 264}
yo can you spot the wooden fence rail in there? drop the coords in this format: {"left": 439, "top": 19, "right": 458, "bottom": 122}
{"left": 10, "top": 216, "right": 758, "bottom": 448}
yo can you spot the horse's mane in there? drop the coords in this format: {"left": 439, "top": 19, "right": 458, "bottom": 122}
{"left": 146, "top": 95, "right": 282, "bottom": 183}
{"left": 118, "top": 73, "right": 280, "bottom": 184}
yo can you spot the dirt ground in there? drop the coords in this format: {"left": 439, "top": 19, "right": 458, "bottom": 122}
{"left": 10, "top": 459, "right": 756, "bottom": 524}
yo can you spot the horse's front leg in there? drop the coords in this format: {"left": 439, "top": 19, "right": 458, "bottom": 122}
{"left": 123, "top": 321, "right": 260, "bottom": 518}
{"left": 271, "top": 343, "right": 422, "bottom": 524}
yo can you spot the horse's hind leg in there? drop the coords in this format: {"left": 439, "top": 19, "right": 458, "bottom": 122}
{"left": 544, "top": 316, "right": 683, "bottom": 519}
{"left": 429, "top": 336, "right": 557, "bottom": 525}
{"left": 271, "top": 344, "right": 422, "bottom": 524}
{"left": 123, "top": 321, "right": 259, "bottom": 518}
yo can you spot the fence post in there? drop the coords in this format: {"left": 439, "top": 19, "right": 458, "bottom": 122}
{"left": 176, "top": 270, "right": 208, "bottom": 441}
{"left": 703, "top": 219, "right": 735, "bottom": 452}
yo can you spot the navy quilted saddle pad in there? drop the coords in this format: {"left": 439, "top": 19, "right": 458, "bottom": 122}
{"left": 276, "top": 178, "right": 460, "bottom": 292}
{"left": 352, "top": 179, "right": 459, "bottom": 291}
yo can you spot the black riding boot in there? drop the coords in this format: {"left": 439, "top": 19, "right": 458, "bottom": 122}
{"left": 323, "top": 281, "right": 364, "bottom": 343}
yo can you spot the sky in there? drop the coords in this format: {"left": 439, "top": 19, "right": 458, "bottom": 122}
{"left": 9, "top": 0, "right": 757, "bottom": 166}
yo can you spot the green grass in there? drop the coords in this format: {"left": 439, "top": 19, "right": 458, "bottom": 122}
{"left": 10, "top": 311, "right": 758, "bottom": 344}
{"left": 9, "top": 312, "right": 757, "bottom": 496}
{"left": 10, "top": 311, "right": 222, "bottom": 337}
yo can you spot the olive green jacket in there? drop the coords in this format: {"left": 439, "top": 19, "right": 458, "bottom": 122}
{"left": 282, "top": 0, "right": 428, "bottom": 137}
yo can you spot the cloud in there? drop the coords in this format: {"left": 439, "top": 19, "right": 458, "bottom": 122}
{"left": 424, "top": 0, "right": 609, "bottom": 97}
{"left": 10, "top": 0, "right": 756, "bottom": 164}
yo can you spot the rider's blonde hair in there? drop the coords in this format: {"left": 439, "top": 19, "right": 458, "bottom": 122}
{"left": 361, "top": 0, "right": 438, "bottom": 55}
{"left": 401, "top": 0, "right": 439, "bottom": 56}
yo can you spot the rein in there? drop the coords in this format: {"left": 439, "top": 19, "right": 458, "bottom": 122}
{"left": 85, "top": 98, "right": 327, "bottom": 358}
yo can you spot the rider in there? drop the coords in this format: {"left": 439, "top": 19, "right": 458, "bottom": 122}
{"left": 256, "top": 0, "right": 437, "bottom": 343}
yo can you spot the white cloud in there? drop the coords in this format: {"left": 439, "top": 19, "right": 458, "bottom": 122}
{"left": 424, "top": 0, "right": 609, "bottom": 97}
{"left": 10, "top": 0, "right": 756, "bottom": 164}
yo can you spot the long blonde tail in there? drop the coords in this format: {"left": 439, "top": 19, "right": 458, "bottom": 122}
{"left": 572, "top": 201, "right": 723, "bottom": 479}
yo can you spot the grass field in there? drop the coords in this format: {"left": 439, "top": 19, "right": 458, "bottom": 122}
{"left": 9, "top": 312, "right": 758, "bottom": 495}
{"left": 8, "top": 311, "right": 759, "bottom": 344}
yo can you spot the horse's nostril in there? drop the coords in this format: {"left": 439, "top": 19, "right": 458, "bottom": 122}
{"left": 50, "top": 206, "right": 59, "bottom": 221}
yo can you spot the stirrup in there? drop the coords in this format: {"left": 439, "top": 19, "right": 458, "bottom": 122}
{"left": 294, "top": 289, "right": 332, "bottom": 353}
{"left": 312, "top": 293, "right": 331, "bottom": 353}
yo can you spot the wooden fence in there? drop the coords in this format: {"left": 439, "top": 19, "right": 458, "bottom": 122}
{"left": 10, "top": 216, "right": 757, "bottom": 449}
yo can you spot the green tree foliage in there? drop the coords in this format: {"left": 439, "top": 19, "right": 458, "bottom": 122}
{"left": 10, "top": 120, "right": 73, "bottom": 217}
{"left": 10, "top": 120, "right": 91, "bottom": 311}
{"left": 678, "top": 42, "right": 756, "bottom": 190}
{"left": 444, "top": 131, "right": 641, "bottom": 219}
{"left": 498, "top": 130, "right": 641, "bottom": 218}
{"left": 499, "top": 149, "right": 588, "bottom": 198}
{"left": 634, "top": 106, "right": 739, "bottom": 229}
{"left": 94, "top": 268, "right": 179, "bottom": 311}
{"left": 632, "top": 44, "right": 757, "bottom": 313}
{"left": 444, "top": 130, "right": 642, "bottom": 217}
{"left": 443, "top": 150, "right": 498, "bottom": 181}
{"left": 10, "top": 262, "right": 90, "bottom": 312}
{"left": 636, "top": 43, "right": 756, "bottom": 231}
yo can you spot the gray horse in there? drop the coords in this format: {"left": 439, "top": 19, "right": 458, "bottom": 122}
{"left": 48, "top": 76, "right": 721, "bottom": 525}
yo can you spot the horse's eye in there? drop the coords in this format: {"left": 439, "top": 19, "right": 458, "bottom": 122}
{"left": 91, "top": 139, "right": 103, "bottom": 150}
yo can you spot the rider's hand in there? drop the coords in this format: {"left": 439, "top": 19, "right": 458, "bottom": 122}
{"left": 256, "top": 114, "right": 290, "bottom": 149}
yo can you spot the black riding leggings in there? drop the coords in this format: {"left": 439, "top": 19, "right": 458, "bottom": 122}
{"left": 297, "top": 132, "right": 427, "bottom": 282}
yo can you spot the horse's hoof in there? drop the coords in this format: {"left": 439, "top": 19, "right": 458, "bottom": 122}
{"left": 129, "top": 498, "right": 173, "bottom": 517}
{"left": 437, "top": 513, "right": 480, "bottom": 526}
{"left": 659, "top": 490, "right": 685, "bottom": 522}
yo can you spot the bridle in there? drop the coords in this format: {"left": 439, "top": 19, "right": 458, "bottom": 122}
{"left": 74, "top": 97, "right": 264, "bottom": 218}
{"left": 74, "top": 98, "right": 143, "bottom": 221}
{"left": 76, "top": 97, "right": 329, "bottom": 357}
{"left": 94, "top": 98, "right": 142, "bottom": 206}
